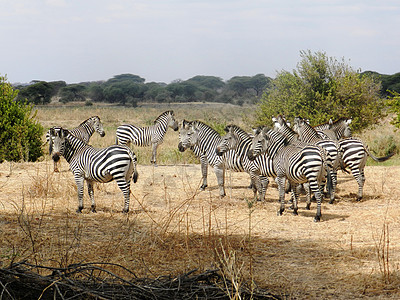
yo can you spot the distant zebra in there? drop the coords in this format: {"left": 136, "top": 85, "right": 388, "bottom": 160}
{"left": 47, "top": 116, "right": 105, "bottom": 172}
{"left": 178, "top": 120, "right": 245, "bottom": 197}
{"left": 215, "top": 125, "right": 275, "bottom": 201}
{"left": 313, "top": 118, "right": 352, "bottom": 140}
{"left": 49, "top": 127, "right": 138, "bottom": 213}
{"left": 293, "top": 117, "right": 340, "bottom": 204}
{"left": 248, "top": 127, "right": 327, "bottom": 222}
{"left": 116, "top": 110, "right": 178, "bottom": 166}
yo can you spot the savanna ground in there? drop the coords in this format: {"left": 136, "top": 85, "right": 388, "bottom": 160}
{"left": 1, "top": 103, "right": 400, "bottom": 299}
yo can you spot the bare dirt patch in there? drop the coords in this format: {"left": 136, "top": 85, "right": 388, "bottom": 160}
{"left": 1, "top": 159, "right": 400, "bottom": 299}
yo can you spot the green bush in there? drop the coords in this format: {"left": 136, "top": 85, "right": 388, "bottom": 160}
{"left": 0, "top": 76, "right": 44, "bottom": 162}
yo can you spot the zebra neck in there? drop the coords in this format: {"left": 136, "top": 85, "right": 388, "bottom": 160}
{"left": 80, "top": 123, "right": 95, "bottom": 137}
{"left": 268, "top": 139, "right": 285, "bottom": 159}
{"left": 63, "top": 136, "right": 87, "bottom": 163}
{"left": 155, "top": 118, "right": 169, "bottom": 133}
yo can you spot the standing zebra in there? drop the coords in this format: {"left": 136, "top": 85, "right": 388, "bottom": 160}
{"left": 116, "top": 110, "right": 178, "bottom": 166}
{"left": 313, "top": 117, "right": 393, "bottom": 201}
{"left": 215, "top": 125, "right": 275, "bottom": 201}
{"left": 178, "top": 120, "right": 245, "bottom": 197}
{"left": 47, "top": 116, "right": 105, "bottom": 172}
{"left": 293, "top": 117, "right": 340, "bottom": 204}
{"left": 248, "top": 127, "right": 327, "bottom": 222}
{"left": 49, "top": 127, "right": 138, "bottom": 213}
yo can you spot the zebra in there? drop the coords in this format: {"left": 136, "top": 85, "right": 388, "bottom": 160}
{"left": 312, "top": 117, "right": 393, "bottom": 201}
{"left": 337, "top": 137, "right": 394, "bottom": 201}
{"left": 47, "top": 116, "right": 105, "bottom": 172}
{"left": 292, "top": 116, "right": 340, "bottom": 204}
{"left": 116, "top": 110, "right": 178, "bottom": 166}
{"left": 215, "top": 124, "right": 276, "bottom": 201}
{"left": 313, "top": 118, "right": 352, "bottom": 140}
{"left": 49, "top": 127, "right": 138, "bottom": 213}
{"left": 178, "top": 120, "right": 246, "bottom": 197}
{"left": 248, "top": 127, "right": 327, "bottom": 222}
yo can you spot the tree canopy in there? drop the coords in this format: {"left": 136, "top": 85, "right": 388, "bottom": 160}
{"left": 256, "top": 50, "right": 385, "bottom": 132}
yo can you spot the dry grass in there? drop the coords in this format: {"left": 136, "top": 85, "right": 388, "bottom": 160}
{"left": 1, "top": 103, "right": 400, "bottom": 299}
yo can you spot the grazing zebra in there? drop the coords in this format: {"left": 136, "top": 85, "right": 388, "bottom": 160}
{"left": 313, "top": 118, "right": 352, "bottom": 140}
{"left": 178, "top": 120, "right": 245, "bottom": 197}
{"left": 248, "top": 127, "right": 327, "bottom": 222}
{"left": 215, "top": 125, "right": 276, "bottom": 201}
{"left": 47, "top": 116, "right": 105, "bottom": 172}
{"left": 293, "top": 117, "right": 340, "bottom": 204}
{"left": 116, "top": 110, "right": 178, "bottom": 166}
{"left": 49, "top": 127, "right": 138, "bottom": 213}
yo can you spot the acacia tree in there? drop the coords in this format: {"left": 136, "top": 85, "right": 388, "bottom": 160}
{"left": 387, "top": 91, "right": 400, "bottom": 128}
{"left": 0, "top": 75, "right": 43, "bottom": 162}
{"left": 256, "top": 50, "right": 384, "bottom": 131}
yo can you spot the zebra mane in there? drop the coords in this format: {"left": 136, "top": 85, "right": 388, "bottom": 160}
{"left": 224, "top": 124, "right": 246, "bottom": 134}
{"left": 154, "top": 110, "right": 174, "bottom": 124}
{"left": 78, "top": 116, "right": 100, "bottom": 127}
{"left": 186, "top": 120, "right": 219, "bottom": 135}
{"left": 315, "top": 117, "right": 350, "bottom": 128}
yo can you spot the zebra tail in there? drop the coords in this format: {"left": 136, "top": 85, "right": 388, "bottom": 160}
{"left": 126, "top": 147, "right": 139, "bottom": 183}
{"left": 366, "top": 146, "right": 395, "bottom": 162}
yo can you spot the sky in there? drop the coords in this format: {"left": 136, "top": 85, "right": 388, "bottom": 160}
{"left": 1, "top": 0, "right": 399, "bottom": 84}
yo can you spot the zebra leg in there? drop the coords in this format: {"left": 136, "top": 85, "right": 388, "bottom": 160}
{"left": 151, "top": 143, "right": 158, "bottom": 166}
{"left": 259, "top": 175, "right": 269, "bottom": 202}
{"left": 304, "top": 182, "right": 312, "bottom": 210}
{"left": 276, "top": 176, "right": 286, "bottom": 216}
{"left": 87, "top": 180, "right": 96, "bottom": 213}
{"left": 290, "top": 183, "right": 300, "bottom": 215}
{"left": 199, "top": 155, "right": 208, "bottom": 190}
{"left": 309, "top": 181, "right": 322, "bottom": 222}
{"left": 75, "top": 177, "right": 85, "bottom": 213}
{"left": 214, "top": 165, "right": 226, "bottom": 197}
{"left": 116, "top": 179, "right": 131, "bottom": 213}
{"left": 329, "top": 170, "right": 338, "bottom": 204}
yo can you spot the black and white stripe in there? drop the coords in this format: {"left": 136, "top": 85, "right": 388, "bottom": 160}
{"left": 248, "top": 128, "right": 326, "bottom": 222}
{"left": 178, "top": 120, "right": 245, "bottom": 197}
{"left": 313, "top": 118, "right": 352, "bottom": 140}
{"left": 293, "top": 117, "right": 339, "bottom": 204}
{"left": 116, "top": 110, "right": 178, "bottom": 165}
{"left": 215, "top": 125, "right": 275, "bottom": 201}
{"left": 49, "top": 128, "right": 138, "bottom": 213}
{"left": 47, "top": 116, "right": 105, "bottom": 172}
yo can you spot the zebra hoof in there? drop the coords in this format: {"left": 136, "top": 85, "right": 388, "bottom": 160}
{"left": 356, "top": 196, "right": 362, "bottom": 202}
{"left": 91, "top": 205, "right": 96, "bottom": 213}
{"left": 199, "top": 184, "right": 207, "bottom": 191}
{"left": 292, "top": 210, "right": 298, "bottom": 216}
{"left": 329, "top": 199, "right": 335, "bottom": 204}
{"left": 122, "top": 208, "right": 129, "bottom": 213}
{"left": 314, "top": 215, "right": 321, "bottom": 222}
{"left": 54, "top": 169, "right": 59, "bottom": 173}
{"left": 306, "top": 203, "right": 311, "bottom": 210}
{"left": 76, "top": 207, "right": 83, "bottom": 213}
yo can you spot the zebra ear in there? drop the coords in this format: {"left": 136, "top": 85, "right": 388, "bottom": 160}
{"left": 346, "top": 118, "right": 352, "bottom": 125}
{"left": 60, "top": 128, "right": 69, "bottom": 138}
{"left": 49, "top": 127, "right": 55, "bottom": 136}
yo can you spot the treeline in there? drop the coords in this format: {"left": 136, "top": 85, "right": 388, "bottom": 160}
{"left": 361, "top": 71, "right": 400, "bottom": 97}
{"left": 14, "top": 74, "right": 273, "bottom": 106}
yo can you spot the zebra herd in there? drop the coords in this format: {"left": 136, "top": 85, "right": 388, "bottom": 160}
{"left": 47, "top": 111, "right": 393, "bottom": 222}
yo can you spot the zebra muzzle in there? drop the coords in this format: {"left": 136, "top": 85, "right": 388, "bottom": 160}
{"left": 52, "top": 153, "right": 61, "bottom": 162}
{"left": 178, "top": 142, "right": 186, "bottom": 152}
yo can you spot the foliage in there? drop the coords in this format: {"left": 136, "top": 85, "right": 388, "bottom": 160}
{"left": 16, "top": 81, "right": 66, "bottom": 104}
{"left": 387, "top": 91, "right": 400, "bottom": 128}
{"left": 256, "top": 50, "right": 385, "bottom": 131}
{"left": 0, "top": 75, "right": 43, "bottom": 162}
{"left": 362, "top": 71, "right": 400, "bottom": 97}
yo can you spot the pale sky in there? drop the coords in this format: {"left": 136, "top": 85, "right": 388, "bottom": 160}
{"left": 1, "top": 0, "right": 399, "bottom": 84}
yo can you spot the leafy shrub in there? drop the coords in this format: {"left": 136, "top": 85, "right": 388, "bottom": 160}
{"left": 0, "top": 76, "right": 44, "bottom": 162}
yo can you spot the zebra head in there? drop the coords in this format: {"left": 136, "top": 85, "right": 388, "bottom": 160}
{"left": 215, "top": 125, "right": 240, "bottom": 156}
{"left": 163, "top": 111, "right": 179, "bottom": 131}
{"left": 178, "top": 120, "right": 197, "bottom": 152}
{"left": 90, "top": 116, "right": 106, "bottom": 137}
{"left": 50, "top": 127, "right": 69, "bottom": 162}
{"left": 247, "top": 127, "right": 268, "bottom": 160}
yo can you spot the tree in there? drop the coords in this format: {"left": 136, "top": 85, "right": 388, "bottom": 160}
{"left": 17, "top": 81, "right": 65, "bottom": 104}
{"left": 0, "top": 75, "right": 43, "bottom": 162}
{"left": 387, "top": 91, "right": 400, "bottom": 128}
{"left": 256, "top": 50, "right": 384, "bottom": 131}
